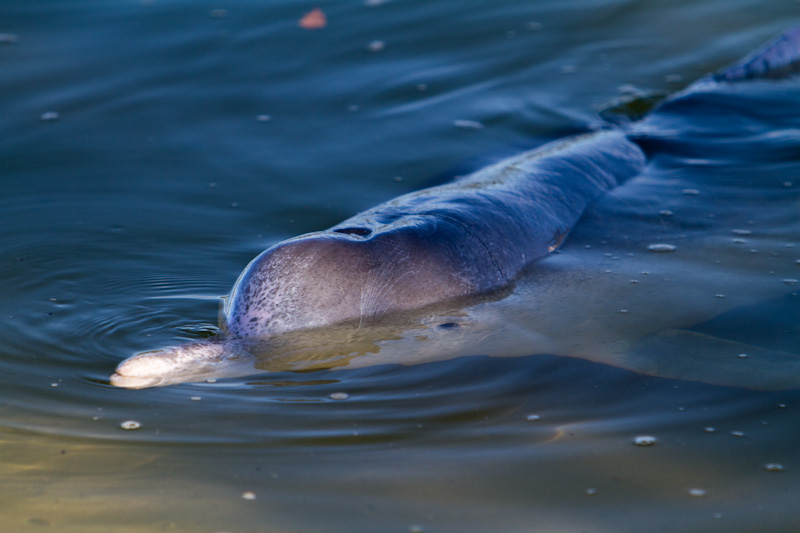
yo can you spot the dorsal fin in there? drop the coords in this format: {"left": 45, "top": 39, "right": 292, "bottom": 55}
{"left": 714, "top": 26, "right": 800, "bottom": 81}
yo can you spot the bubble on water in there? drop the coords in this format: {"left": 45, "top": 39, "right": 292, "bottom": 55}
{"left": 241, "top": 491, "right": 256, "bottom": 500}
{"left": 732, "top": 229, "right": 752, "bottom": 236}
{"left": 737, "top": 353, "right": 748, "bottom": 359}
{"left": 715, "top": 294, "right": 725, "bottom": 298}
{"left": 704, "top": 427, "right": 716, "bottom": 433}
{"left": 764, "top": 463, "right": 784, "bottom": 472}
{"left": 619, "top": 309, "right": 629, "bottom": 314}
{"left": 525, "top": 414, "right": 541, "bottom": 422}
{"left": 453, "top": 119, "right": 484, "bottom": 130}
{"left": 329, "top": 392, "right": 349, "bottom": 400}
{"left": 633, "top": 435, "right": 657, "bottom": 446}
{"left": 120, "top": 420, "right": 141, "bottom": 430}
{"left": 190, "top": 396, "right": 202, "bottom": 401}
{"left": 659, "top": 209, "right": 673, "bottom": 216}
{"left": 647, "top": 244, "right": 676, "bottom": 253}
{"left": 782, "top": 279, "right": 798, "bottom": 285}
{"left": 367, "top": 40, "right": 385, "bottom": 52}
{"left": 688, "top": 488, "right": 707, "bottom": 497}
{"left": 40, "top": 111, "right": 60, "bottom": 122}
{"left": 779, "top": 403, "right": 787, "bottom": 408}
{"left": 682, "top": 188, "right": 700, "bottom": 195}
{"left": 733, "top": 238, "right": 746, "bottom": 244}
{"left": 50, "top": 382, "right": 59, "bottom": 388}
{"left": 730, "top": 431, "right": 745, "bottom": 437}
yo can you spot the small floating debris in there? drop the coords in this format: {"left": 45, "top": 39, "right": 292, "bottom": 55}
{"left": 0, "top": 33, "right": 18, "bottom": 44}
{"left": 299, "top": 7, "right": 326, "bottom": 30}
{"left": 190, "top": 396, "right": 202, "bottom": 401}
{"left": 764, "top": 463, "right": 785, "bottom": 472}
{"left": 40, "top": 111, "right": 60, "bottom": 122}
{"left": 704, "top": 427, "right": 716, "bottom": 433}
{"left": 256, "top": 114, "right": 272, "bottom": 122}
{"left": 329, "top": 392, "right": 349, "bottom": 400}
{"left": 659, "top": 209, "right": 673, "bottom": 216}
{"left": 730, "top": 431, "right": 745, "bottom": 437}
{"left": 619, "top": 309, "right": 629, "bottom": 314}
{"left": 632, "top": 435, "right": 657, "bottom": 446}
{"left": 647, "top": 243, "right": 676, "bottom": 253}
{"left": 241, "top": 491, "right": 257, "bottom": 500}
{"left": 367, "top": 40, "right": 385, "bottom": 52}
{"left": 120, "top": 420, "right": 141, "bottom": 430}
{"left": 737, "top": 353, "right": 748, "bottom": 359}
{"left": 732, "top": 229, "right": 753, "bottom": 236}
{"left": 715, "top": 294, "right": 726, "bottom": 298}
{"left": 682, "top": 188, "right": 700, "bottom": 196}
{"left": 688, "top": 488, "right": 707, "bottom": 497}
{"left": 453, "top": 119, "right": 484, "bottom": 130}
{"left": 782, "top": 279, "right": 798, "bottom": 285}
{"left": 525, "top": 414, "right": 541, "bottom": 422}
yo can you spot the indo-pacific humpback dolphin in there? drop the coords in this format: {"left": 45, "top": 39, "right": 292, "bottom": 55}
{"left": 111, "top": 27, "right": 800, "bottom": 389}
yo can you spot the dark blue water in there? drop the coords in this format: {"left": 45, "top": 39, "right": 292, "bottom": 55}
{"left": 2, "top": 1, "right": 800, "bottom": 531}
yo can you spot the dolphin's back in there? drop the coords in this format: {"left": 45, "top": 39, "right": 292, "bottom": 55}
{"left": 714, "top": 26, "right": 800, "bottom": 82}
{"left": 331, "top": 130, "right": 645, "bottom": 288}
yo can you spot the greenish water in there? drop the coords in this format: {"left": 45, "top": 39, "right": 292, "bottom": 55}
{"left": 2, "top": 0, "right": 800, "bottom": 531}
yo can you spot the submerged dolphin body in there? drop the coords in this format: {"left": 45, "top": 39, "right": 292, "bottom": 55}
{"left": 112, "top": 28, "right": 800, "bottom": 389}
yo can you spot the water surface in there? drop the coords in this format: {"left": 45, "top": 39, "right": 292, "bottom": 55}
{"left": 2, "top": 0, "right": 800, "bottom": 531}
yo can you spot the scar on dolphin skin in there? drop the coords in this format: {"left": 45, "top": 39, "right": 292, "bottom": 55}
{"left": 111, "top": 26, "right": 800, "bottom": 389}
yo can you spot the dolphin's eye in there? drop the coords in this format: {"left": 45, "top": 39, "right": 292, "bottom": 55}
{"left": 438, "top": 322, "right": 460, "bottom": 329}
{"left": 333, "top": 227, "right": 373, "bottom": 237}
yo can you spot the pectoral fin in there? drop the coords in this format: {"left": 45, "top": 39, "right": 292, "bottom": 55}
{"left": 613, "top": 329, "right": 800, "bottom": 391}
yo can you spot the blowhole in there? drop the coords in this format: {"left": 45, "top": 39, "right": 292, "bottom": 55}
{"left": 333, "top": 227, "right": 373, "bottom": 237}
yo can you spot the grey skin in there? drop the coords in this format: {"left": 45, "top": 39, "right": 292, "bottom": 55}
{"left": 223, "top": 131, "right": 643, "bottom": 339}
{"left": 112, "top": 27, "right": 800, "bottom": 389}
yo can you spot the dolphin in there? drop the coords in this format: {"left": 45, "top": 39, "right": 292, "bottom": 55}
{"left": 111, "top": 27, "right": 800, "bottom": 389}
